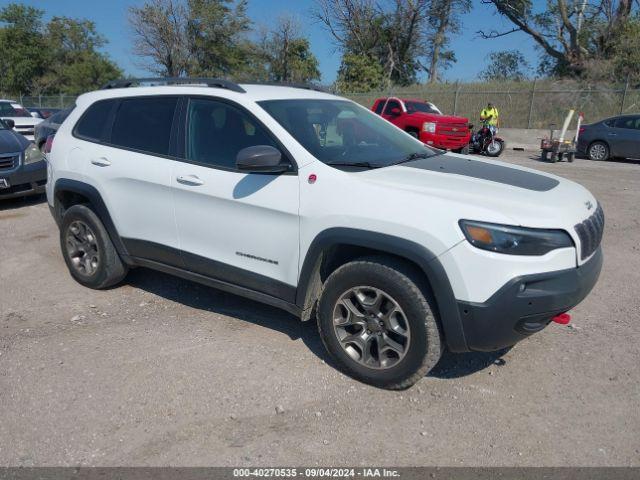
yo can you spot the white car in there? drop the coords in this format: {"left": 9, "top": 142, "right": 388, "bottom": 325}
{"left": 46, "top": 79, "right": 603, "bottom": 389}
{"left": 0, "top": 99, "right": 42, "bottom": 141}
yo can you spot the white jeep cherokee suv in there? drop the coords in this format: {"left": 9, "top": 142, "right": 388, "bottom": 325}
{"left": 47, "top": 78, "right": 603, "bottom": 389}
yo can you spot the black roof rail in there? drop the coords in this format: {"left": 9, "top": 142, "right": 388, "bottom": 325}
{"left": 242, "top": 81, "right": 328, "bottom": 93}
{"left": 100, "top": 77, "right": 246, "bottom": 93}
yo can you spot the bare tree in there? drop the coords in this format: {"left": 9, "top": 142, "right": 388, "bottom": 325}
{"left": 425, "top": 0, "right": 471, "bottom": 83}
{"left": 313, "top": 0, "right": 382, "bottom": 55}
{"left": 129, "top": 0, "right": 190, "bottom": 77}
{"left": 257, "top": 15, "right": 321, "bottom": 82}
{"left": 313, "top": 0, "right": 430, "bottom": 85}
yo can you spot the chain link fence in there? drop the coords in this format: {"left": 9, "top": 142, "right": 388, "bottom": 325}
{"left": 4, "top": 82, "right": 639, "bottom": 129}
{"left": 0, "top": 93, "right": 78, "bottom": 110}
{"left": 345, "top": 81, "right": 640, "bottom": 129}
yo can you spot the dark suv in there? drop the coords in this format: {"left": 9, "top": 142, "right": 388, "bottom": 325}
{"left": 0, "top": 119, "right": 47, "bottom": 199}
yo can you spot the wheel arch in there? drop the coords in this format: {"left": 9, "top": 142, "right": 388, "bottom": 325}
{"left": 296, "top": 228, "right": 468, "bottom": 352}
{"left": 405, "top": 125, "right": 420, "bottom": 136}
{"left": 53, "top": 179, "right": 129, "bottom": 259}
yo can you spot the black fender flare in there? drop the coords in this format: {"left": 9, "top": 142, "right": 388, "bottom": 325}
{"left": 53, "top": 179, "right": 130, "bottom": 259}
{"left": 296, "top": 228, "right": 468, "bottom": 352}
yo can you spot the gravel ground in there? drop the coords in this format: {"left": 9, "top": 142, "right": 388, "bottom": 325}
{"left": 0, "top": 151, "right": 639, "bottom": 467}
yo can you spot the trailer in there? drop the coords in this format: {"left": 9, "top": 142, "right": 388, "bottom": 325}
{"left": 540, "top": 110, "right": 584, "bottom": 163}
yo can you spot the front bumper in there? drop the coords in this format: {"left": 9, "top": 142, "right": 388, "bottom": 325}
{"left": 419, "top": 132, "right": 470, "bottom": 150}
{"left": 0, "top": 160, "right": 47, "bottom": 199}
{"left": 457, "top": 247, "right": 602, "bottom": 351}
{"left": 576, "top": 138, "right": 589, "bottom": 155}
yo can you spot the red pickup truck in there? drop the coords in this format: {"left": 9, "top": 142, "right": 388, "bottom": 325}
{"left": 371, "top": 97, "right": 471, "bottom": 153}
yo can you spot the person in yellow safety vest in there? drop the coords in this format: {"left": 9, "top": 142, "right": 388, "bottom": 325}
{"left": 480, "top": 102, "right": 499, "bottom": 135}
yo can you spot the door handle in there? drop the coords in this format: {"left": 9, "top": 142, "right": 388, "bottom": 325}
{"left": 176, "top": 174, "right": 205, "bottom": 186}
{"left": 608, "top": 133, "right": 617, "bottom": 136}
{"left": 91, "top": 157, "right": 111, "bottom": 167}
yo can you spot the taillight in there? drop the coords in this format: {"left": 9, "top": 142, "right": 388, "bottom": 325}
{"left": 44, "top": 134, "right": 55, "bottom": 154}
{"left": 579, "top": 127, "right": 586, "bottom": 134}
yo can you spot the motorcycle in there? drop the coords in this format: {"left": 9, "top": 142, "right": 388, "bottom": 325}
{"left": 470, "top": 120, "right": 505, "bottom": 157}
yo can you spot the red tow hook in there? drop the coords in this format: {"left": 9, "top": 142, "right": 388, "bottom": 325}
{"left": 552, "top": 313, "right": 571, "bottom": 325}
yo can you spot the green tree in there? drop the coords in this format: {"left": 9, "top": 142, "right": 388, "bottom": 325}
{"left": 335, "top": 53, "right": 385, "bottom": 92}
{"left": 0, "top": 4, "right": 47, "bottom": 93}
{"left": 480, "top": 50, "right": 530, "bottom": 81}
{"left": 610, "top": 15, "right": 640, "bottom": 83}
{"left": 37, "top": 17, "right": 121, "bottom": 94}
{"left": 187, "top": 0, "right": 253, "bottom": 77}
{"left": 259, "top": 16, "right": 320, "bottom": 83}
{"left": 314, "top": 0, "right": 432, "bottom": 86}
{"left": 0, "top": 3, "right": 121, "bottom": 95}
{"left": 480, "top": 0, "right": 637, "bottom": 78}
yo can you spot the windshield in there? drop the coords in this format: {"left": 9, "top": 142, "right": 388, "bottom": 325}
{"left": 258, "top": 99, "right": 438, "bottom": 168}
{"left": 0, "top": 101, "right": 32, "bottom": 118}
{"left": 405, "top": 101, "right": 440, "bottom": 115}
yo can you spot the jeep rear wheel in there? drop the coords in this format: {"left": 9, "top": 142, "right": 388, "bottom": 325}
{"left": 60, "top": 204, "right": 128, "bottom": 289}
{"left": 317, "top": 257, "right": 442, "bottom": 389}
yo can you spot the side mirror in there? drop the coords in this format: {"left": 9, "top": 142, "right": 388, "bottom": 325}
{"left": 3, "top": 119, "right": 15, "bottom": 129}
{"left": 236, "top": 145, "right": 288, "bottom": 173}
{"left": 390, "top": 107, "right": 401, "bottom": 116}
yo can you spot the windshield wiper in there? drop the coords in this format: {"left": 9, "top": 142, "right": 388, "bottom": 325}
{"left": 390, "top": 151, "right": 432, "bottom": 166}
{"left": 325, "top": 160, "right": 380, "bottom": 169}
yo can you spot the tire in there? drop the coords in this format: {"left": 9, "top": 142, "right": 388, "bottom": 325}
{"left": 486, "top": 139, "right": 504, "bottom": 157}
{"left": 60, "top": 204, "right": 128, "bottom": 289}
{"left": 454, "top": 145, "right": 470, "bottom": 155}
{"left": 317, "top": 257, "right": 442, "bottom": 389}
{"left": 567, "top": 152, "right": 575, "bottom": 163}
{"left": 550, "top": 152, "right": 558, "bottom": 163}
{"left": 541, "top": 150, "right": 548, "bottom": 162}
{"left": 588, "top": 141, "right": 609, "bottom": 161}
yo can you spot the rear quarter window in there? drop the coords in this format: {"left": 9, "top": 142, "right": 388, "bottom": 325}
{"left": 74, "top": 100, "right": 117, "bottom": 141}
{"left": 110, "top": 97, "right": 178, "bottom": 156}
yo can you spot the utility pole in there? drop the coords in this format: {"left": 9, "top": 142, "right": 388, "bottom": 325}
{"left": 527, "top": 79, "right": 537, "bottom": 129}
{"left": 620, "top": 76, "right": 629, "bottom": 115}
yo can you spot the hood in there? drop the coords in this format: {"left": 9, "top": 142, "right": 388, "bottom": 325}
{"left": 358, "top": 152, "right": 596, "bottom": 229}
{"left": 0, "top": 129, "right": 30, "bottom": 154}
{"left": 0, "top": 116, "right": 42, "bottom": 127}
{"left": 409, "top": 112, "right": 468, "bottom": 124}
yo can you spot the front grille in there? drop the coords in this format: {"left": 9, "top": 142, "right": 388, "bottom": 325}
{"left": 437, "top": 123, "right": 469, "bottom": 137}
{"left": 574, "top": 203, "right": 605, "bottom": 260}
{"left": 0, "top": 153, "right": 20, "bottom": 171}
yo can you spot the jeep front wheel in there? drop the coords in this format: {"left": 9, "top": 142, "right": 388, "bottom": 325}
{"left": 317, "top": 257, "right": 442, "bottom": 389}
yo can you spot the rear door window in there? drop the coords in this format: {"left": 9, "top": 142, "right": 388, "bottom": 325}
{"left": 383, "top": 100, "right": 401, "bottom": 115}
{"left": 110, "top": 97, "right": 178, "bottom": 156}
{"left": 614, "top": 117, "right": 640, "bottom": 130}
{"left": 74, "top": 100, "right": 117, "bottom": 142}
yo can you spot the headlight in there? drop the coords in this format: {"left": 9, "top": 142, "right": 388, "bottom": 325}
{"left": 23, "top": 143, "right": 45, "bottom": 165}
{"left": 459, "top": 220, "right": 573, "bottom": 256}
{"left": 422, "top": 122, "right": 436, "bottom": 133}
